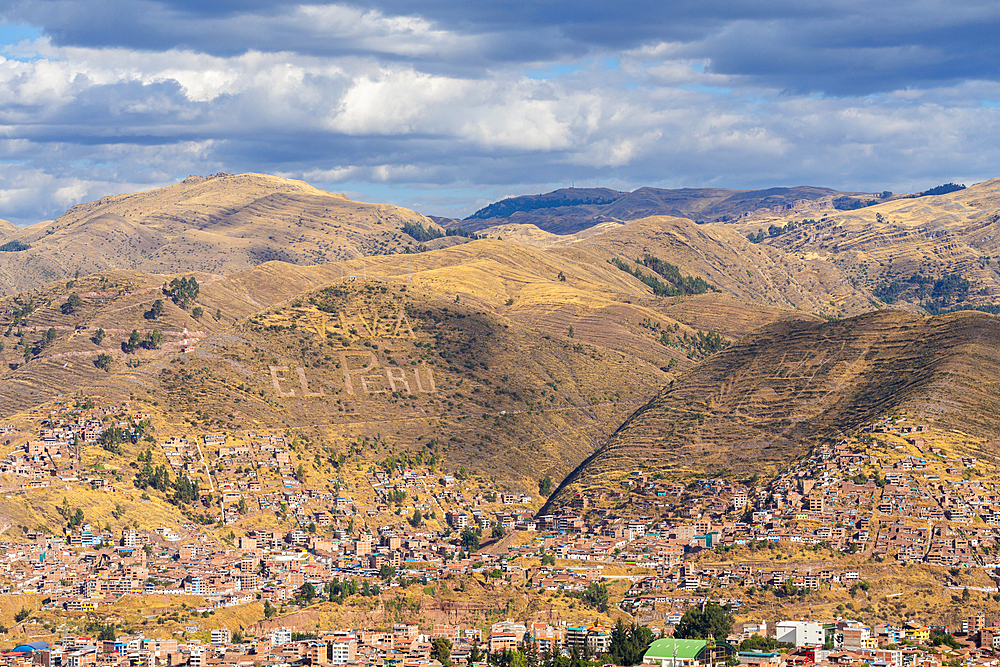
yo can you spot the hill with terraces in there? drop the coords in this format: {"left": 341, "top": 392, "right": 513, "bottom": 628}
{"left": 543, "top": 308, "right": 1000, "bottom": 511}
{"left": 2, "top": 174, "right": 1000, "bottom": 524}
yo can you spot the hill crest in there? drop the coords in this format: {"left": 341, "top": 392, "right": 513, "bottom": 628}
{"left": 0, "top": 173, "right": 434, "bottom": 296}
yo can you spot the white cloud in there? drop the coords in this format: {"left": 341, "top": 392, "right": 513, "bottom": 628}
{"left": 0, "top": 7, "right": 998, "bottom": 224}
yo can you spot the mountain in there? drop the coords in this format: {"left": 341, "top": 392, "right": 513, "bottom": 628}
{"left": 744, "top": 178, "right": 1000, "bottom": 314}
{"left": 450, "top": 185, "right": 875, "bottom": 235}
{"left": 0, "top": 243, "right": 687, "bottom": 492}
{"left": 0, "top": 173, "right": 444, "bottom": 296}
{"left": 543, "top": 308, "right": 1000, "bottom": 511}
{"left": 5, "top": 172, "right": 1000, "bottom": 525}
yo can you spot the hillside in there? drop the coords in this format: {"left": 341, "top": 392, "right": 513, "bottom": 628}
{"left": 544, "top": 309, "right": 1000, "bottom": 510}
{"left": 0, "top": 238, "right": 764, "bottom": 510}
{"left": 571, "top": 217, "right": 874, "bottom": 316}
{"left": 451, "top": 185, "right": 876, "bottom": 234}
{"left": 738, "top": 178, "right": 1000, "bottom": 314}
{"left": 0, "top": 173, "right": 446, "bottom": 296}
{"left": 474, "top": 215, "right": 873, "bottom": 318}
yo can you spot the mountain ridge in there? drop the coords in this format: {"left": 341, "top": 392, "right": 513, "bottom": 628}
{"left": 451, "top": 184, "right": 878, "bottom": 234}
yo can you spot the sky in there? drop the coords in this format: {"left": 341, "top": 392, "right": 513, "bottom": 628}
{"left": 1, "top": 1, "right": 999, "bottom": 226}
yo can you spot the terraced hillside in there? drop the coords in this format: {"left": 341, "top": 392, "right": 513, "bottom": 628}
{"left": 480, "top": 216, "right": 873, "bottom": 318}
{"left": 738, "top": 178, "right": 1000, "bottom": 314}
{"left": 4, "top": 236, "right": 817, "bottom": 500}
{"left": 544, "top": 309, "right": 1000, "bottom": 511}
{"left": 0, "top": 173, "right": 446, "bottom": 295}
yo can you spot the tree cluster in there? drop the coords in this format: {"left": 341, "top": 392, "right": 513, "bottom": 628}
{"left": 583, "top": 581, "right": 609, "bottom": 613}
{"left": 402, "top": 221, "right": 445, "bottom": 243}
{"left": 609, "top": 255, "right": 717, "bottom": 297}
{"left": 747, "top": 220, "right": 813, "bottom": 243}
{"left": 460, "top": 528, "right": 481, "bottom": 551}
{"left": 94, "top": 352, "right": 113, "bottom": 371}
{"left": 739, "top": 636, "right": 794, "bottom": 652}
{"left": 919, "top": 183, "right": 965, "bottom": 197}
{"left": 58, "top": 497, "right": 86, "bottom": 529}
{"left": 61, "top": 293, "right": 83, "bottom": 315}
{"left": 610, "top": 620, "right": 656, "bottom": 665}
{"left": 674, "top": 602, "right": 734, "bottom": 640}
{"left": 467, "top": 191, "right": 621, "bottom": 220}
{"left": 145, "top": 299, "right": 165, "bottom": 320}
{"left": 172, "top": 475, "right": 201, "bottom": 505}
{"left": 164, "top": 277, "right": 199, "bottom": 307}
{"left": 874, "top": 272, "right": 971, "bottom": 313}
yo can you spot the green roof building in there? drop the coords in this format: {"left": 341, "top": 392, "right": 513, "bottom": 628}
{"left": 642, "top": 638, "right": 731, "bottom": 667}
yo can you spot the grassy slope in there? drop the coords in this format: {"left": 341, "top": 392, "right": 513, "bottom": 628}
{"left": 546, "top": 309, "right": 1000, "bottom": 509}
{"left": 0, "top": 173, "right": 437, "bottom": 296}
{"left": 1, "top": 235, "right": 779, "bottom": 533}
{"left": 735, "top": 178, "right": 1000, "bottom": 313}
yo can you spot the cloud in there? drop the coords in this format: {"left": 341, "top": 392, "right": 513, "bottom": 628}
{"left": 5, "top": 0, "right": 1000, "bottom": 94}
{"left": 0, "top": 1, "right": 998, "bottom": 224}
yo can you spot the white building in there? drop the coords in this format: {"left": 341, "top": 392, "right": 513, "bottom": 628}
{"left": 329, "top": 638, "right": 357, "bottom": 664}
{"left": 776, "top": 621, "right": 824, "bottom": 648}
{"left": 211, "top": 628, "right": 232, "bottom": 646}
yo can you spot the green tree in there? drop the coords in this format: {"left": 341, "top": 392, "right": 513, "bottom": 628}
{"left": 297, "top": 582, "right": 317, "bottom": 604}
{"left": 739, "top": 636, "right": 794, "bottom": 652}
{"left": 610, "top": 619, "right": 655, "bottom": 665}
{"left": 539, "top": 475, "right": 553, "bottom": 496}
{"left": 145, "top": 299, "right": 164, "bottom": 320}
{"left": 492, "top": 524, "right": 506, "bottom": 540}
{"left": 13, "top": 608, "right": 30, "bottom": 623}
{"left": 144, "top": 329, "right": 162, "bottom": 349}
{"left": 97, "top": 623, "right": 116, "bottom": 641}
{"left": 165, "top": 277, "right": 199, "bottom": 306}
{"left": 933, "top": 635, "right": 962, "bottom": 649}
{"left": 93, "top": 328, "right": 106, "bottom": 345}
{"left": 674, "top": 602, "right": 734, "bottom": 640}
{"left": 583, "top": 581, "right": 609, "bottom": 613}
{"left": 263, "top": 600, "right": 276, "bottom": 619}
{"left": 379, "top": 564, "right": 397, "bottom": 581}
{"left": 409, "top": 509, "right": 423, "bottom": 528}
{"left": 61, "top": 293, "right": 82, "bottom": 315}
{"left": 460, "top": 528, "right": 481, "bottom": 551}
{"left": 432, "top": 638, "right": 453, "bottom": 666}
{"left": 123, "top": 330, "right": 141, "bottom": 354}
{"left": 192, "top": 306, "right": 204, "bottom": 319}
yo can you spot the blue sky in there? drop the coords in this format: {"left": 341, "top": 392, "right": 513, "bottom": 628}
{"left": 0, "top": 0, "right": 998, "bottom": 225}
